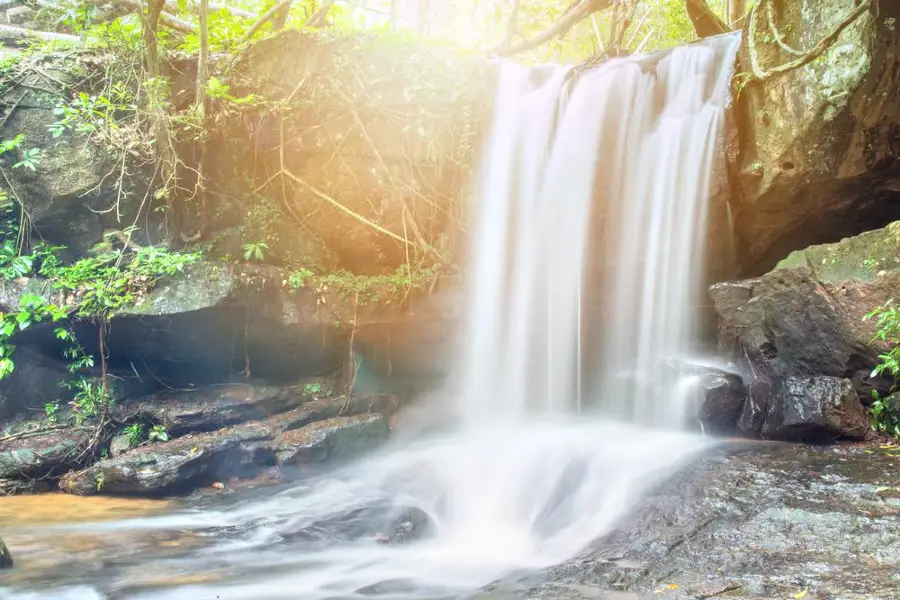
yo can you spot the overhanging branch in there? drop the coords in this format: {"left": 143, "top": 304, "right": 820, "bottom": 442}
{"left": 491, "top": 0, "right": 612, "bottom": 57}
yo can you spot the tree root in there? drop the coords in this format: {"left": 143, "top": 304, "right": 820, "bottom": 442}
{"left": 747, "top": 0, "right": 873, "bottom": 83}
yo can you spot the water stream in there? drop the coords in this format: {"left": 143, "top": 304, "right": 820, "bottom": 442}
{"left": 1, "top": 34, "right": 740, "bottom": 599}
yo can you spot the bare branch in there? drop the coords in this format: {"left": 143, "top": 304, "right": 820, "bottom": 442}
{"left": 492, "top": 0, "right": 612, "bottom": 57}
{"left": 0, "top": 24, "right": 78, "bottom": 44}
{"left": 165, "top": 0, "right": 255, "bottom": 19}
{"left": 308, "top": 0, "right": 337, "bottom": 28}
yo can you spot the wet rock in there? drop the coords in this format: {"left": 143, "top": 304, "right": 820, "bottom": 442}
{"left": 0, "top": 427, "right": 90, "bottom": 486}
{"left": 276, "top": 414, "right": 390, "bottom": 466}
{"left": 109, "top": 435, "right": 136, "bottom": 457}
{"left": 0, "top": 536, "right": 11, "bottom": 569}
{"left": 538, "top": 443, "right": 900, "bottom": 600}
{"left": 761, "top": 376, "right": 871, "bottom": 442}
{"left": 654, "top": 360, "right": 747, "bottom": 435}
{"left": 375, "top": 506, "right": 433, "bottom": 545}
{"left": 59, "top": 423, "right": 275, "bottom": 496}
{"left": 132, "top": 382, "right": 328, "bottom": 437}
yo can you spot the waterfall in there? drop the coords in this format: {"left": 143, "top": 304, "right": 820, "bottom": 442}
{"left": 28, "top": 35, "right": 744, "bottom": 600}
{"left": 459, "top": 33, "right": 741, "bottom": 427}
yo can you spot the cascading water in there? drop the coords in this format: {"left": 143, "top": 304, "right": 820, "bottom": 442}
{"left": 0, "top": 34, "right": 740, "bottom": 600}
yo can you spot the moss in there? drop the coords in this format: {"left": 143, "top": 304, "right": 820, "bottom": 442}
{"left": 775, "top": 221, "right": 900, "bottom": 283}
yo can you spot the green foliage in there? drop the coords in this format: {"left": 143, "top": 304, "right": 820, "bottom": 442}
{"left": 242, "top": 242, "right": 269, "bottom": 262}
{"left": 1, "top": 133, "right": 40, "bottom": 173}
{"left": 124, "top": 423, "right": 144, "bottom": 446}
{"left": 0, "top": 293, "right": 68, "bottom": 379}
{"left": 206, "top": 77, "right": 260, "bottom": 106}
{"left": 870, "top": 392, "right": 900, "bottom": 440}
{"left": 148, "top": 424, "right": 170, "bottom": 443}
{"left": 317, "top": 264, "right": 439, "bottom": 304}
{"left": 0, "top": 240, "right": 33, "bottom": 278}
{"left": 303, "top": 381, "right": 323, "bottom": 395}
{"left": 0, "top": 244, "right": 196, "bottom": 381}
{"left": 865, "top": 300, "right": 900, "bottom": 438}
{"left": 44, "top": 401, "right": 60, "bottom": 423}
{"left": 285, "top": 268, "right": 314, "bottom": 289}
{"left": 44, "top": 246, "right": 198, "bottom": 318}
{"left": 62, "top": 377, "right": 112, "bottom": 426}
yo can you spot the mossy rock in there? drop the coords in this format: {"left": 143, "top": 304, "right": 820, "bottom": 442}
{"left": 775, "top": 221, "right": 900, "bottom": 283}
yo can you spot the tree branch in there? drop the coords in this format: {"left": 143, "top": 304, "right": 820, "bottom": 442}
{"left": 0, "top": 24, "right": 78, "bottom": 44}
{"left": 685, "top": 0, "right": 729, "bottom": 38}
{"left": 492, "top": 0, "right": 612, "bottom": 57}
{"left": 165, "top": 0, "right": 255, "bottom": 19}
{"left": 308, "top": 0, "right": 336, "bottom": 28}
{"left": 238, "top": 0, "right": 292, "bottom": 45}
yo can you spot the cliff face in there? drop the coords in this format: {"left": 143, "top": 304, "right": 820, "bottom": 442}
{"left": 730, "top": 0, "right": 900, "bottom": 276}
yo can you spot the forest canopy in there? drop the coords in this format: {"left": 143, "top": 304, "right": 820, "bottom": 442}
{"left": 15, "top": 0, "right": 742, "bottom": 63}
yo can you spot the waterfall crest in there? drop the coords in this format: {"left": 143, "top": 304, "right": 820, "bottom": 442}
{"left": 459, "top": 33, "right": 741, "bottom": 427}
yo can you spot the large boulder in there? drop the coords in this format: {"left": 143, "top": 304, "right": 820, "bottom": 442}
{"left": 0, "top": 53, "right": 154, "bottom": 257}
{"left": 758, "top": 376, "right": 870, "bottom": 441}
{"left": 732, "top": 0, "right": 900, "bottom": 275}
{"left": 59, "top": 422, "right": 275, "bottom": 496}
{"left": 0, "top": 261, "right": 458, "bottom": 402}
{"left": 712, "top": 221, "right": 900, "bottom": 439}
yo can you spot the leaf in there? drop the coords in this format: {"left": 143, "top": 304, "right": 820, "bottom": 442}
{"left": 794, "top": 588, "right": 808, "bottom": 599}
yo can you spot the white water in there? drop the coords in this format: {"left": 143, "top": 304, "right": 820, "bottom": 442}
{"left": 1, "top": 35, "right": 740, "bottom": 600}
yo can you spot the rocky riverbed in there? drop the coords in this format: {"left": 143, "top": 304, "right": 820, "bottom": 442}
{"left": 1, "top": 440, "right": 898, "bottom": 599}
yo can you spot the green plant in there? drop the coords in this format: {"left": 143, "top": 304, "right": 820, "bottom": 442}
{"left": 148, "top": 424, "right": 169, "bottom": 442}
{"left": 63, "top": 377, "right": 112, "bottom": 425}
{"left": 870, "top": 391, "right": 900, "bottom": 440}
{"left": 44, "top": 401, "right": 60, "bottom": 423}
{"left": 303, "top": 381, "right": 323, "bottom": 395}
{"left": 286, "top": 268, "right": 314, "bottom": 289}
{"left": 124, "top": 423, "right": 144, "bottom": 446}
{"left": 242, "top": 242, "right": 269, "bottom": 262}
{"left": 865, "top": 300, "right": 900, "bottom": 438}
{"left": 0, "top": 240, "right": 34, "bottom": 278}
{"left": 0, "top": 293, "right": 68, "bottom": 379}
{"left": 13, "top": 147, "right": 40, "bottom": 171}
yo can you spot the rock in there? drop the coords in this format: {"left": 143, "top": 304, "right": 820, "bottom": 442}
{"left": 109, "top": 434, "right": 135, "bottom": 457}
{"left": 375, "top": 506, "right": 433, "bottom": 545}
{"left": 732, "top": 0, "right": 900, "bottom": 274}
{"left": 59, "top": 423, "right": 275, "bottom": 496}
{"left": 0, "top": 427, "right": 90, "bottom": 484}
{"left": 712, "top": 222, "right": 900, "bottom": 429}
{"left": 5, "top": 5, "right": 34, "bottom": 24}
{"left": 0, "top": 72, "right": 148, "bottom": 257}
{"left": 760, "top": 376, "right": 871, "bottom": 441}
{"left": 221, "top": 29, "right": 488, "bottom": 272}
{"left": 0, "top": 345, "right": 71, "bottom": 422}
{"left": 653, "top": 360, "right": 747, "bottom": 435}
{"left": 0, "top": 536, "right": 11, "bottom": 569}
{"left": 132, "top": 382, "right": 329, "bottom": 437}
{"left": 276, "top": 414, "right": 390, "bottom": 466}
